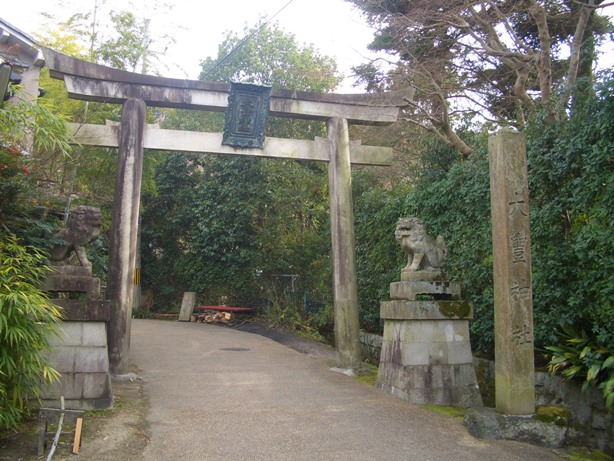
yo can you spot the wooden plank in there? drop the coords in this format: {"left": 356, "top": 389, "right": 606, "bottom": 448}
{"left": 72, "top": 418, "right": 83, "bottom": 454}
{"left": 68, "top": 123, "right": 393, "bottom": 166}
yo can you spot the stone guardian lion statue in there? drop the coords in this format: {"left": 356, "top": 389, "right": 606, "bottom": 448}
{"left": 395, "top": 217, "right": 447, "bottom": 272}
{"left": 49, "top": 206, "right": 102, "bottom": 268}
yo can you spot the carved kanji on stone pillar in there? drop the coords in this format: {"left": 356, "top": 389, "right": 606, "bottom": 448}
{"left": 489, "top": 128, "right": 535, "bottom": 415}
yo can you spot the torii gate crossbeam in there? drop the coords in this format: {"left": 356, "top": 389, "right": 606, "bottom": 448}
{"left": 43, "top": 48, "right": 412, "bottom": 373}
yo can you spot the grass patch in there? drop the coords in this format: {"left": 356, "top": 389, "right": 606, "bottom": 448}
{"left": 352, "top": 363, "right": 379, "bottom": 387}
{"left": 422, "top": 405, "right": 467, "bottom": 419}
{"left": 564, "top": 448, "right": 613, "bottom": 461}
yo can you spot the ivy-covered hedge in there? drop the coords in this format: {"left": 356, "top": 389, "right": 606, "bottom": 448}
{"left": 354, "top": 74, "right": 614, "bottom": 353}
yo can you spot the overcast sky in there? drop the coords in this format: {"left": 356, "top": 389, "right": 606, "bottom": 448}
{"left": 2, "top": 0, "right": 387, "bottom": 92}
{"left": 4, "top": 1, "right": 612, "bottom": 93}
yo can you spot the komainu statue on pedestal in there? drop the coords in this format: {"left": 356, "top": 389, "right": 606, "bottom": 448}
{"left": 49, "top": 206, "right": 102, "bottom": 269}
{"left": 395, "top": 217, "right": 447, "bottom": 272}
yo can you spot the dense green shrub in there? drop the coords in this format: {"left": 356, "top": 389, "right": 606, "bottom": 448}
{"left": 0, "top": 236, "right": 62, "bottom": 431}
{"left": 354, "top": 74, "right": 613, "bottom": 353}
{"left": 354, "top": 175, "right": 413, "bottom": 333}
{"left": 141, "top": 153, "right": 331, "bottom": 312}
{"left": 528, "top": 73, "right": 614, "bottom": 347}
{"left": 546, "top": 326, "right": 614, "bottom": 413}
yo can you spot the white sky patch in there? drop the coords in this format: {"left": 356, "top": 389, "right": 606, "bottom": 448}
{"left": 1, "top": 0, "right": 394, "bottom": 92}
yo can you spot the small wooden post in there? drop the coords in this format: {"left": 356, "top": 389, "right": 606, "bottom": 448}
{"left": 327, "top": 117, "right": 361, "bottom": 369}
{"left": 72, "top": 417, "right": 83, "bottom": 454}
{"left": 107, "top": 98, "right": 146, "bottom": 374}
{"left": 489, "top": 128, "right": 535, "bottom": 415}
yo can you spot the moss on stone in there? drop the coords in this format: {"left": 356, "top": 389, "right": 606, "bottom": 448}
{"left": 438, "top": 301, "right": 471, "bottom": 318}
{"left": 534, "top": 405, "right": 571, "bottom": 427}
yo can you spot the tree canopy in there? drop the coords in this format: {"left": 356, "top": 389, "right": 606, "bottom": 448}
{"left": 349, "top": 0, "right": 613, "bottom": 155}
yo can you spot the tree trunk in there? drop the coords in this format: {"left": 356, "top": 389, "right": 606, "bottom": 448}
{"left": 443, "top": 124, "right": 473, "bottom": 158}
{"left": 530, "top": 4, "right": 552, "bottom": 110}
{"left": 562, "top": 1, "right": 594, "bottom": 110}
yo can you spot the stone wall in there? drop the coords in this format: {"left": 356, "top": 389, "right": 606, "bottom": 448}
{"left": 42, "top": 321, "right": 113, "bottom": 410}
{"left": 536, "top": 370, "right": 612, "bottom": 454}
{"left": 360, "top": 331, "right": 382, "bottom": 366}
{"left": 361, "top": 335, "right": 613, "bottom": 455}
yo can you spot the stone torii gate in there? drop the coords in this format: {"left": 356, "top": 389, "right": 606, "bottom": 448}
{"left": 43, "top": 48, "right": 412, "bottom": 373}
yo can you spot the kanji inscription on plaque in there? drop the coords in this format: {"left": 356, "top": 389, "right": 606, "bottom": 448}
{"left": 222, "top": 82, "right": 271, "bottom": 149}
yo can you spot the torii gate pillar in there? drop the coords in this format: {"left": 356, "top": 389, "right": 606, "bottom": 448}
{"left": 106, "top": 98, "right": 146, "bottom": 373}
{"left": 327, "top": 118, "right": 361, "bottom": 369}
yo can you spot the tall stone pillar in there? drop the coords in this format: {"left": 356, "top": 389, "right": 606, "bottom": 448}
{"left": 327, "top": 117, "right": 361, "bottom": 369}
{"left": 488, "top": 129, "right": 535, "bottom": 415}
{"left": 107, "top": 98, "right": 146, "bottom": 374}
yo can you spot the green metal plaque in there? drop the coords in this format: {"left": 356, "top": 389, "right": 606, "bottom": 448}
{"left": 222, "top": 82, "right": 271, "bottom": 149}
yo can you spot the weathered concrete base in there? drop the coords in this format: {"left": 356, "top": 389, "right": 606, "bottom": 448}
{"left": 401, "top": 269, "right": 446, "bottom": 282}
{"left": 41, "top": 321, "right": 113, "bottom": 410}
{"left": 377, "top": 361, "right": 482, "bottom": 407}
{"left": 377, "top": 297, "right": 482, "bottom": 408}
{"left": 40, "top": 264, "right": 113, "bottom": 410}
{"left": 464, "top": 407, "right": 567, "bottom": 448}
{"left": 50, "top": 299, "right": 111, "bottom": 322}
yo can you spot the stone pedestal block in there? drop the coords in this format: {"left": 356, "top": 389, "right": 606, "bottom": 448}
{"left": 41, "top": 322, "right": 113, "bottom": 410}
{"left": 41, "top": 265, "right": 113, "bottom": 410}
{"left": 42, "top": 266, "right": 101, "bottom": 299}
{"left": 377, "top": 280, "right": 482, "bottom": 408}
{"left": 401, "top": 269, "right": 446, "bottom": 282}
{"left": 390, "top": 280, "right": 461, "bottom": 301}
